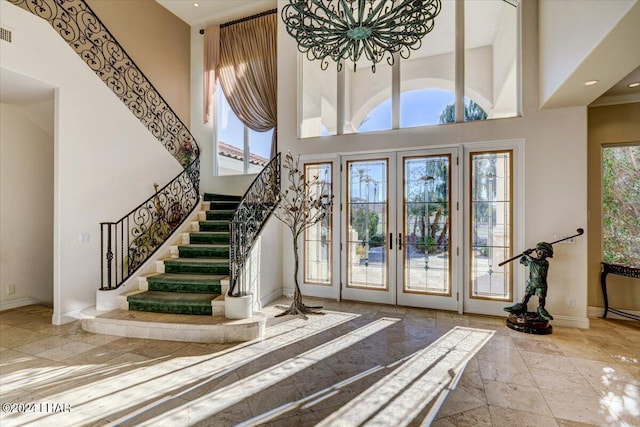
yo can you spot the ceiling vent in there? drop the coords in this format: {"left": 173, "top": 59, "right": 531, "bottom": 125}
{"left": 1, "top": 26, "right": 13, "bottom": 43}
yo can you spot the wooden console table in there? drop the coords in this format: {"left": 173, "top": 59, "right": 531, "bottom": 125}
{"left": 601, "top": 262, "right": 640, "bottom": 320}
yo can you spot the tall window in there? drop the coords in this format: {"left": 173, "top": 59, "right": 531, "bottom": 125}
{"left": 216, "top": 83, "right": 273, "bottom": 175}
{"left": 299, "top": 0, "right": 518, "bottom": 138}
{"left": 470, "top": 150, "right": 512, "bottom": 300}
{"left": 602, "top": 144, "right": 640, "bottom": 266}
{"left": 304, "top": 163, "right": 333, "bottom": 284}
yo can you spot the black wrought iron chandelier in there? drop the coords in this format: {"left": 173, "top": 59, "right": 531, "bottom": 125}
{"left": 282, "top": 0, "right": 442, "bottom": 72}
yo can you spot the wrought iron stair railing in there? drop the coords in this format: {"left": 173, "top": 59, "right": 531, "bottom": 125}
{"left": 7, "top": 0, "right": 201, "bottom": 290}
{"left": 229, "top": 153, "right": 281, "bottom": 297}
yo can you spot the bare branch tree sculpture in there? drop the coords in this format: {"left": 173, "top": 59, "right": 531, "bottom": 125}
{"left": 273, "top": 152, "right": 333, "bottom": 317}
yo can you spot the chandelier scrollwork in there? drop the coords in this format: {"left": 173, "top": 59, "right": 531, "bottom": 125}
{"left": 281, "top": 0, "right": 442, "bottom": 72}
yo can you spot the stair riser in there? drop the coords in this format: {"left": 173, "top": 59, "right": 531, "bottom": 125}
{"left": 178, "top": 247, "right": 230, "bottom": 258}
{"left": 164, "top": 263, "right": 230, "bottom": 275}
{"left": 190, "top": 234, "right": 230, "bottom": 244}
{"left": 128, "top": 302, "right": 212, "bottom": 315}
{"left": 206, "top": 211, "right": 234, "bottom": 221}
{"left": 148, "top": 282, "right": 222, "bottom": 294}
{"left": 208, "top": 202, "right": 240, "bottom": 210}
{"left": 203, "top": 193, "right": 242, "bottom": 202}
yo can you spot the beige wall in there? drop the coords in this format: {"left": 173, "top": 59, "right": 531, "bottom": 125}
{"left": 587, "top": 102, "right": 640, "bottom": 311}
{"left": 86, "top": 0, "right": 191, "bottom": 125}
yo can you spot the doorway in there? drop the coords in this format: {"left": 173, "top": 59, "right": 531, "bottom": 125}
{"left": 299, "top": 142, "right": 521, "bottom": 316}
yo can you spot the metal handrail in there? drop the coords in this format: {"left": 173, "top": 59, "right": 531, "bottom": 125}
{"left": 229, "top": 153, "right": 281, "bottom": 296}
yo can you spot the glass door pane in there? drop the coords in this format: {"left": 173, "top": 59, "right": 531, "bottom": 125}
{"left": 342, "top": 155, "right": 395, "bottom": 305}
{"left": 346, "top": 159, "right": 388, "bottom": 289}
{"left": 469, "top": 150, "right": 512, "bottom": 301}
{"left": 304, "top": 162, "right": 333, "bottom": 285}
{"left": 403, "top": 155, "right": 451, "bottom": 294}
{"left": 397, "top": 149, "right": 459, "bottom": 311}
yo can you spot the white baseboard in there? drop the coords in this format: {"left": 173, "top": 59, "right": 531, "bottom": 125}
{"left": 282, "top": 287, "right": 294, "bottom": 298}
{"left": 0, "top": 297, "right": 50, "bottom": 312}
{"left": 52, "top": 308, "right": 86, "bottom": 325}
{"left": 551, "top": 314, "right": 590, "bottom": 329}
{"left": 261, "top": 288, "right": 284, "bottom": 307}
{"left": 588, "top": 306, "right": 640, "bottom": 320}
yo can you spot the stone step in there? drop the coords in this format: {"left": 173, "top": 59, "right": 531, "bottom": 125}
{"left": 147, "top": 273, "right": 224, "bottom": 294}
{"left": 127, "top": 291, "right": 219, "bottom": 315}
{"left": 178, "top": 244, "right": 230, "bottom": 259}
{"left": 164, "top": 258, "right": 230, "bottom": 275}
{"left": 81, "top": 309, "right": 265, "bottom": 343}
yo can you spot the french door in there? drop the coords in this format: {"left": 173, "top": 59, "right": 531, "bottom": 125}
{"left": 340, "top": 149, "right": 459, "bottom": 310}
{"left": 301, "top": 143, "right": 520, "bottom": 315}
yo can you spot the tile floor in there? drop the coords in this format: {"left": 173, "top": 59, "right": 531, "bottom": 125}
{"left": 0, "top": 298, "right": 638, "bottom": 426}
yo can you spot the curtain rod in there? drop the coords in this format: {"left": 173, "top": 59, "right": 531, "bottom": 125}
{"left": 199, "top": 9, "right": 277, "bottom": 34}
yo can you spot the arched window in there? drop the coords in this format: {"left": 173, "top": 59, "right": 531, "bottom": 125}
{"left": 299, "top": 0, "right": 518, "bottom": 138}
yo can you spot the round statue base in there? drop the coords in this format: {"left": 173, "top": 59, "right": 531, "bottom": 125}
{"left": 506, "top": 312, "right": 552, "bottom": 335}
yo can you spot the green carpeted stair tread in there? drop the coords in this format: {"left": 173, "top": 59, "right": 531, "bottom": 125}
{"left": 189, "top": 232, "right": 230, "bottom": 244}
{"left": 178, "top": 244, "right": 230, "bottom": 259}
{"left": 206, "top": 210, "right": 235, "bottom": 220}
{"left": 198, "top": 221, "right": 230, "bottom": 232}
{"left": 164, "top": 257, "right": 230, "bottom": 274}
{"left": 147, "top": 273, "right": 226, "bottom": 283}
{"left": 128, "top": 291, "right": 218, "bottom": 315}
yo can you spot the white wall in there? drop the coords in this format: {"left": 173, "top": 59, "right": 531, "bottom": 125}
{"left": 0, "top": 103, "right": 54, "bottom": 309}
{"left": 1, "top": 3, "right": 182, "bottom": 323}
{"left": 276, "top": 0, "right": 589, "bottom": 327}
{"left": 538, "top": 0, "right": 639, "bottom": 108}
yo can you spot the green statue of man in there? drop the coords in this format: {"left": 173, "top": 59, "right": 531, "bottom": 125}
{"left": 504, "top": 242, "right": 554, "bottom": 321}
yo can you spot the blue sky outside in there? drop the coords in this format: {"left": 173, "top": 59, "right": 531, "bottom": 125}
{"left": 218, "top": 88, "right": 456, "bottom": 162}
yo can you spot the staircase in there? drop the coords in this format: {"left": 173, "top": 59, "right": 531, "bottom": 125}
{"left": 126, "top": 194, "right": 240, "bottom": 316}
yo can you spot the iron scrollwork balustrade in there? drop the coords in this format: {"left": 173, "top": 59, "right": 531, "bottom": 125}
{"left": 100, "top": 160, "right": 200, "bottom": 290}
{"left": 229, "top": 153, "right": 281, "bottom": 297}
{"left": 8, "top": 0, "right": 201, "bottom": 289}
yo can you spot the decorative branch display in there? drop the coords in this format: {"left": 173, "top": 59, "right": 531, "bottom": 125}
{"left": 273, "top": 152, "right": 334, "bottom": 317}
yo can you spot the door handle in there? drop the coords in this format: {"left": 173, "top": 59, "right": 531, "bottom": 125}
{"left": 390, "top": 233, "right": 393, "bottom": 250}
{"left": 398, "top": 233, "right": 402, "bottom": 250}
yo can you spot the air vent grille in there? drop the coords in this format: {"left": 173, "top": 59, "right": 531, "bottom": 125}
{"left": 0, "top": 26, "right": 12, "bottom": 43}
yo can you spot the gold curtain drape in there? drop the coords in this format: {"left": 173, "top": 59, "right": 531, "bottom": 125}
{"left": 203, "top": 12, "right": 277, "bottom": 157}
{"left": 203, "top": 25, "right": 220, "bottom": 125}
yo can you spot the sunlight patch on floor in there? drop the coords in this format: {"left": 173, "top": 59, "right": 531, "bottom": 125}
{"left": 0, "top": 311, "right": 358, "bottom": 427}
{"left": 136, "top": 317, "right": 401, "bottom": 426}
{"left": 317, "top": 326, "right": 494, "bottom": 427}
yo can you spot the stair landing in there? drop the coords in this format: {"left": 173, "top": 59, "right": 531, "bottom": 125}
{"left": 82, "top": 309, "right": 265, "bottom": 343}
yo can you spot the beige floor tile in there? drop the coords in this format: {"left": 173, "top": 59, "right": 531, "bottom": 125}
{"left": 555, "top": 419, "right": 599, "bottom": 427}
{"left": 543, "top": 389, "right": 623, "bottom": 426}
{"left": 479, "top": 358, "right": 537, "bottom": 387}
{"left": 433, "top": 405, "right": 493, "bottom": 427}
{"left": 436, "top": 385, "right": 486, "bottom": 418}
{"left": 483, "top": 379, "right": 553, "bottom": 416}
{"left": 520, "top": 351, "right": 580, "bottom": 373}
{"left": 36, "top": 341, "right": 96, "bottom": 362}
{"left": 488, "top": 405, "right": 559, "bottom": 427}
{"left": 1, "top": 303, "right": 636, "bottom": 427}
{"left": 531, "top": 368, "right": 598, "bottom": 396}
{"left": 569, "top": 357, "right": 639, "bottom": 396}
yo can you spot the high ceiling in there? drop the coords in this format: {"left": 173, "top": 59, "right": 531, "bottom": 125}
{"left": 155, "top": 0, "right": 640, "bottom": 108}
{"left": 155, "top": 0, "right": 277, "bottom": 27}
